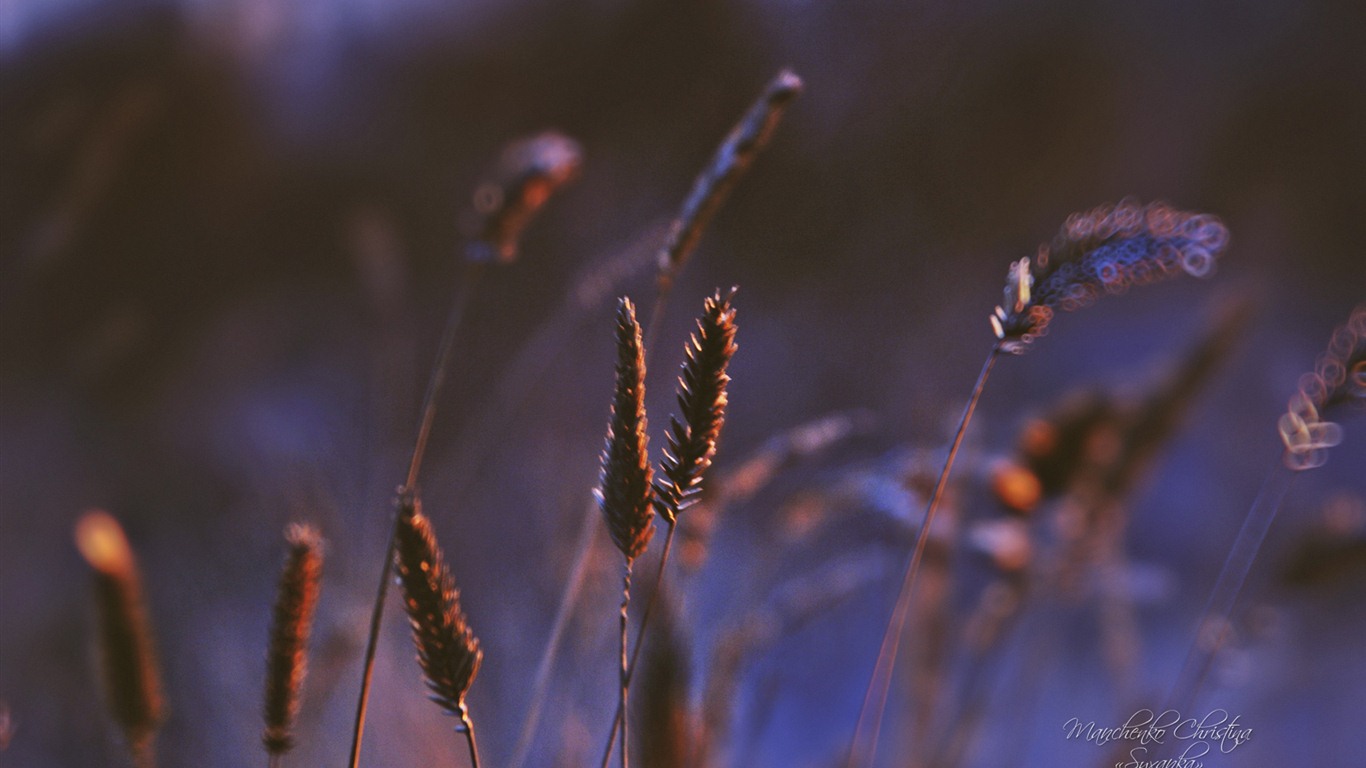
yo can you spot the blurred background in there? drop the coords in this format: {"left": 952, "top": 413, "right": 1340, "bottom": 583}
{"left": 1, "top": 1, "right": 1363, "bottom": 766}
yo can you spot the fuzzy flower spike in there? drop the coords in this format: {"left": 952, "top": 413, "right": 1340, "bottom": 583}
{"left": 991, "top": 199, "right": 1230, "bottom": 353}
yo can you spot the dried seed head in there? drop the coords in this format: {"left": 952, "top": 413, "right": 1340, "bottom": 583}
{"left": 393, "top": 494, "right": 483, "bottom": 720}
{"left": 262, "top": 524, "right": 324, "bottom": 756}
{"left": 653, "top": 288, "right": 739, "bottom": 524}
{"left": 597, "top": 297, "right": 656, "bottom": 562}
{"left": 658, "top": 70, "right": 803, "bottom": 284}
{"left": 991, "top": 200, "right": 1229, "bottom": 353}
{"left": 1280, "top": 304, "right": 1366, "bottom": 470}
{"left": 75, "top": 510, "right": 164, "bottom": 758}
{"left": 465, "top": 131, "right": 583, "bottom": 264}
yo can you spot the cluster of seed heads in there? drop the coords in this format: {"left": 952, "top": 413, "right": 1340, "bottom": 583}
{"left": 991, "top": 199, "right": 1230, "bottom": 353}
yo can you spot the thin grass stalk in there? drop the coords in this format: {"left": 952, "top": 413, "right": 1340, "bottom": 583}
{"left": 618, "top": 564, "right": 634, "bottom": 768}
{"left": 508, "top": 496, "right": 604, "bottom": 768}
{"left": 599, "top": 521, "right": 676, "bottom": 768}
{"left": 1162, "top": 459, "right": 1296, "bottom": 718}
{"left": 348, "top": 261, "right": 484, "bottom": 768}
{"left": 845, "top": 349, "right": 998, "bottom": 768}
{"left": 461, "top": 713, "right": 481, "bottom": 768}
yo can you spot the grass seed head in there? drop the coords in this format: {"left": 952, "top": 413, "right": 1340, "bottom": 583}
{"left": 262, "top": 523, "right": 324, "bottom": 756}
{"left": 654, "top": 288, "right": 739, "bottom": 524}
{"left": 597, "top": 297, "right": 656, "bottom": 562}
{"left": 393, "top": 493, "right": 483, "bottom": 720}
{"left": 991, "top": 199, "right": 1229, "bottom": 353}
{"left": 75, "top": 510, "right": 164, "bottom": 759}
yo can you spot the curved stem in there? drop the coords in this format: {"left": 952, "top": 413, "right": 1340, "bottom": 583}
{"left": 617, "top": 563, "right": 635, "bottom": 768}
{"left": 348, "top": 263, "right": 485, "bottom": 768}
{"left": 599, "top": 522, "right": 677, "bottom": 768}
{"left": 1163, "top": 457, "right": 1297, "bottom": 718}
{"left": 844, "top": 348, "right": 999, "bottom": 768}
{"left": 406, "top": 263, "right": 486, "bottom": 489}
{"left": 347, "top": 508, "right": 399, "bottom": 768}
{"left": 509, "top": 500, "right": 602, "bottom": 768}
{"left": 460, "top": 709, "right": 482, "bottom": 768}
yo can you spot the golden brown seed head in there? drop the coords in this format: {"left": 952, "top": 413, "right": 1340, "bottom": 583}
{"left": 598, "top": 297, "right": 656, "bottom": 561}
{"left": 262, "top": 523, "right": 324, "bottom": 755}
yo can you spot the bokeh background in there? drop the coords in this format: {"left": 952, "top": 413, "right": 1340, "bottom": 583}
{"left": 2, "top": 1, "right": 1364, "bottom": 766}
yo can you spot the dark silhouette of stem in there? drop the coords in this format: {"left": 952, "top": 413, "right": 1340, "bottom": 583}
{"left": 619, "top": 564, "right": 635, "bottom": 768}
{"left": 599, "top": 521, "right": 677, "bottom": 768}
{"left": 845, "top": 348, "right": 999, "bottom": 768}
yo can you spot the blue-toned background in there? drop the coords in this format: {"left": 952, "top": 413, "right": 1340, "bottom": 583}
{"left": 2, "top": 1, "right": 1363, "bottom": 766}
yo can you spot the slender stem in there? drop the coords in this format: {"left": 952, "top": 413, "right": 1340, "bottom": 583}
{"left": 459, "top": 709, "right": 482, "bottom": 768}
{"left": 268, "top": 754, "right": 281, "bottom": 768}
{"left": 1163, "top": 457, "right": 1297, "bottom": 718}
{"left": 619, "top": 563, "right": 635, "bottom": 768}
{"left": 348, "top": 263, "right": 485, "bottom": 768}
{"left": 844, "top": 348, "right": 999, "bottom": 768}
{"left": 347, "top": 510, "right": 399, "bottom": 768}
{"left": 599, "top": 522, "right": 677, "bottom": 768}
{"left": 509, "top": 500, "right": 602, "bottom": 768}
{"left": 406, "top": 263, "right": 487, "bottom": 489}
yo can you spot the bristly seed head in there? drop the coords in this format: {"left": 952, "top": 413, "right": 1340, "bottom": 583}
{"left": 597, "top": 297, "right": 656, "bottom": 562}
{"left": 263, "top": 523, "right": 324, "bottom": 756}
{"left": 654, "top": 288, "right": 739, "bottom": 524}
{"left": 393, "top": 493, "right": 483, "bottom": 721}
{"left": 991, "top": 199, "right": 1230, "bottom": 353}
{"left": 1279, "top": 304, "right": 1366, "bottom": 470}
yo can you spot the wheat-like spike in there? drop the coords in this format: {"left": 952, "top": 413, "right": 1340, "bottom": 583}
{"left": 657, "top": 70, "right": 803, "bottom": 288}
{"left": 74, "top": 510, "right": 164, "bottom": 767}
{"left": 262, "top": 524, "right": 324, "bottom": 759}
{"left": 393, "top": 494, "right": 483, "bottom": 727}
{"left": 653, "top": 289, "right": 739, "bottom": 524}
{"left": 598, "top": 297, "right": 657, "bottom": 563}
{"left": 990, "top": 199, "right": 1230, "bottom": 353}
